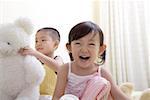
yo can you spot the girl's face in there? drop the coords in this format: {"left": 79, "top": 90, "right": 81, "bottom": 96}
{"left": 68, "top": 32, "right": 103, "bottom": 69}
{"left": 35, "top": 31, "right": 58, "bottom": 57}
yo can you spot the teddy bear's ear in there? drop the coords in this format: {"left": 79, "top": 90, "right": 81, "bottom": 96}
{"left": 15, "top": 17, "right": 33, "bottom": 35}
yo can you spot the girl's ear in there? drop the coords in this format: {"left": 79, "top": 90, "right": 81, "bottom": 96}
{"left": 66, "top": 43, "right": 71, "bottom": 52}
{"left": 99, "top": 44, "right": 106, "bottom": 55}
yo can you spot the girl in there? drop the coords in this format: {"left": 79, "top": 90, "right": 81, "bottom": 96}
{"left": 52, "top": 21, "right": 130, "bottom": 100}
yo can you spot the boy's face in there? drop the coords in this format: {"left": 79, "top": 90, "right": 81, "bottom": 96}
{"left": 35, "top": 31, "right": 58, "bottom": 56}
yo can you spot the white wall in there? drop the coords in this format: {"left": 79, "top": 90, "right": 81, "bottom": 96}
{"left": 0, "top": 0, "right": 95, "bottom": 63}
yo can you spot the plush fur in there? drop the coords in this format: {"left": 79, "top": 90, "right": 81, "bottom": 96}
{"left": 60, "top": 94, "right": 79, "bottom": 100}
{"left": 120, "top": 82, "right": 150, "bottom": 100}
{"left": 120, "top": 82, "right": 134, "bottom": 97}
{"left": 0, "top": 18, "right": 45, "bottom": 100}
{"left": 139, "top": 89, "right": 150, "bottom": 100}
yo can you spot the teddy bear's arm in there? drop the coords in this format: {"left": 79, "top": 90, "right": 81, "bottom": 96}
{"left": 0, "top": 91, "right": 13, "bottom": 100}
{"left": 15, "top": 85, "right": 39, "bottom": 100}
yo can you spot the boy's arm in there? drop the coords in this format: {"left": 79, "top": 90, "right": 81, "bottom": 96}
{"left": 33, "top": 52, "right": 62, "bottom": 72}
{"left": 19, "top": 47, "right": 63, "bottom": 72}
{"left": 101, "top": 67, "right": 130, "bottom": 100}
{"left": 52, "top": 63, "right": 68, "bottom": 100}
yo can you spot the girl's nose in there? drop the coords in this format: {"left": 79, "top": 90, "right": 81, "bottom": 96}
{"left": 80, "top": 45, "right": 88, "bottom": 53}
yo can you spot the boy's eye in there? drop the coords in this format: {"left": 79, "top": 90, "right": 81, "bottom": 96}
{"left": 42, "top": 40, "right": 46, "bottom": 42}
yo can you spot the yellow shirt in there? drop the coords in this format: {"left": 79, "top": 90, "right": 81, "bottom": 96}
{"left": 40, "top": 65, "right": 57, "bottom": 96}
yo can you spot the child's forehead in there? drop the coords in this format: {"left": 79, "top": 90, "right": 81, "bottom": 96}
{"left": 36, "top": 31, "right": 52, "bottom": 38}
{"left": 78, "top": 32, "right": 99, "bottom": 41}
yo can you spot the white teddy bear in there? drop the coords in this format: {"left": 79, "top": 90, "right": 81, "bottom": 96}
{"left": 0, "top": 18, "right": 45, "bottom": 100}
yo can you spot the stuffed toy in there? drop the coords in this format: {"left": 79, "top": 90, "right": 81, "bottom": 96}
{"left": 139, "top": 89, "right": 150, "bottom": 100}
{"left": 60, "top": 94, "right": 79, "bottom": 100}
{"left": 0, "top": 18, "right": 45, "bottom": 100}
{"left": 120, "top": 82, "right": 150, "bottom": 100}
{"left": 120, "top": 82, "right": 134, "bottom": 97}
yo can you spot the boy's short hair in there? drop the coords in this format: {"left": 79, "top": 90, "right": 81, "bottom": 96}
{"left": 37, "top": 27, "right": 60, "bottom": 41}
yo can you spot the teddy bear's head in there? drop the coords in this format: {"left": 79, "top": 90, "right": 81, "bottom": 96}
{"left": 0, "top": 18, "right": 33, "bottom": 56}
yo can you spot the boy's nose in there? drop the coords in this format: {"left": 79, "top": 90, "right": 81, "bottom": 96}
{"left": 36, "top": 42, "right": 41, "bottom": 46}
{"left": 36, "top": 43, "right": 42, "bottom": 48}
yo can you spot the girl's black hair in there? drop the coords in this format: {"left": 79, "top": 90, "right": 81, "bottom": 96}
{"left": 67, "top": 21, "right": 106, "bottom": 64}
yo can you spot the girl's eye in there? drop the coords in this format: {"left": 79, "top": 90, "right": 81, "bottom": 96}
{"left": 35, "top": 40, "right": 38, "bottom": 43}
{"left": 89, "top": 43, "right": 95, "bottom": 46}
{"left": 75, "top": 42, "right": 80, "bottom": 45}
{"left": 42, "top": 40, "right": 46, "bottom": 42}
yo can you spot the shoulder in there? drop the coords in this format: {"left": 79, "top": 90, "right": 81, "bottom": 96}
{"left": 101, "top": 67, "right": 111, "bottom": 76}
{"left": 54, "top": 55, "right": 62, "bottom": 59}
{"left": 54, "top": 55, "right": 64, "bottom": 65}
{"left": 57, "top": 63, "right": 69, "bottom": 77}
{"left": 54, "top": 55, "right": 62, "bottom": 61}
{"left": 59, "top": 63, "right": 69, "bottom": 71}
{"left": 101, "top": 67, "right": 113, "bottom": 83}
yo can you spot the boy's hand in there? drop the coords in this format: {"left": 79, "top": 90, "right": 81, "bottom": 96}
{"left": 18, "top": 47, "right": 41, "bottom": 60}
{"left": 18, "top": 47, "right": 34, "bottom": 56}
{"left": 18, "top": 47, "right": 27, "bottom": 56}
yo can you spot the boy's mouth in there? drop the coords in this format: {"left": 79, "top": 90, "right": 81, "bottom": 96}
{"left": 37, "top": 48, "right": 43, "bottom": 51}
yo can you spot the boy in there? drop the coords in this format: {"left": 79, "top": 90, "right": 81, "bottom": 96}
{"left": 19, "top": 27, "right": 63, "bottom": 98}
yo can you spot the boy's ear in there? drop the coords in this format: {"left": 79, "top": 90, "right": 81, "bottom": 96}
{"left": 66, "top": 43, "right": 71, "bottom": 52}
{"left": 99, "top": 44, "right": 106, "bottom": 55}
{"left": 54, "top": 40, "right": 59, "bottom": 50}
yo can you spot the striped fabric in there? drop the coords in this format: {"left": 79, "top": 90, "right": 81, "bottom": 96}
{"left": 65, "top": 63, "right": 113, "bottom": 100}
{"left": 81, "top": 74, "right": 112, "bottom": 100}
